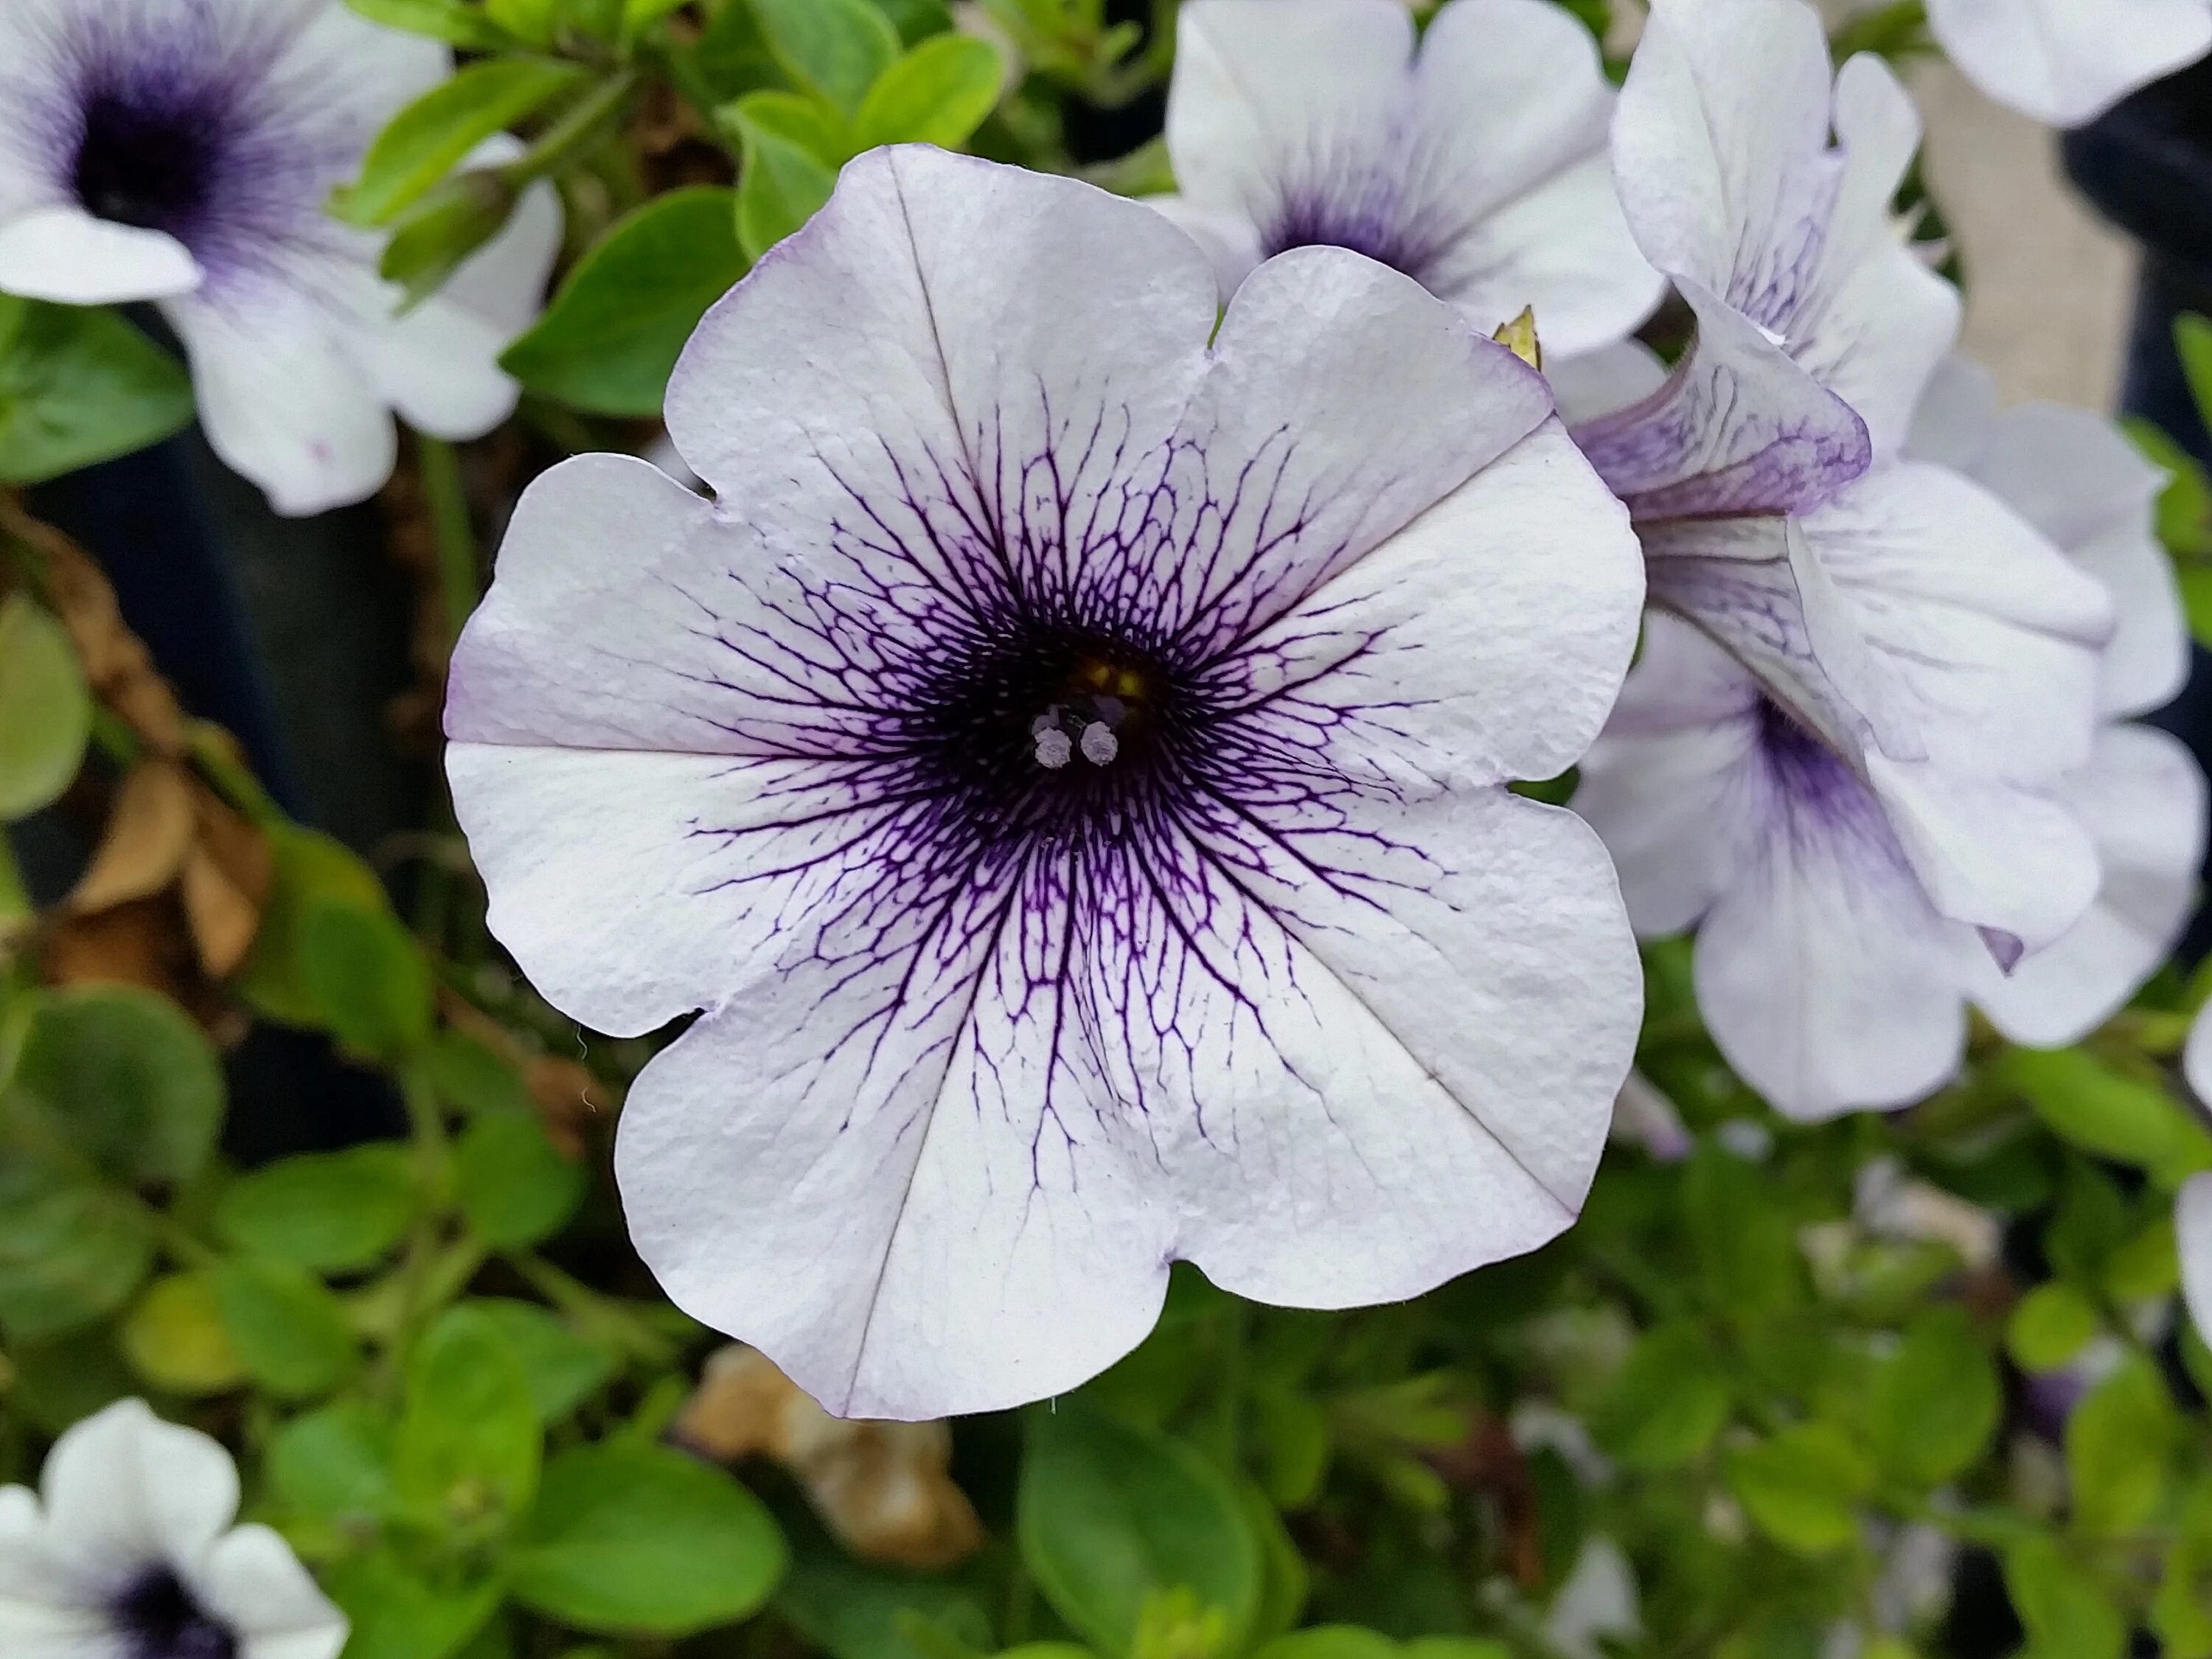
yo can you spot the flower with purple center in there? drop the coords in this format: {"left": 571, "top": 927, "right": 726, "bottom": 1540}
{"left": 1921, "top": 0, "right": 2212, "bottom": 128}
{"left": 1149, "top": 0, "right": 1664, "bottom": 360}
{"left": 445, "top": 145, "right": 1648, "bottom": 1419}
{"left": 0, "top": 0, "right": 561, "bottom": 515}
{"left": 0, "top": 1399, "right": 347, "bottom": 1659}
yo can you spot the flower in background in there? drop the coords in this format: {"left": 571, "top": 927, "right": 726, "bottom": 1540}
{"left": 448, "top": 146, "right": 1646, "bottom": 1419}
{"left": 1923, "top": 0, "right": 2212, "bottom": 128}
{"left": 1151, "top": 0, "right": 1663, "bottom": 358}
{"left": 1569, "top": 0, "right": 2116, "bottom": 1120}
{"left": 2180, "top": 1168, "right": 2212, "bottom": 1346}
{"left": 0, "top": 1398, "right": 347, "bottom": 1659}
{"left": 0, "top": 0, "right": 560, "bottom": 515}
{"left": 1907, "top": 356, "right": 2205, "bottom": 1048}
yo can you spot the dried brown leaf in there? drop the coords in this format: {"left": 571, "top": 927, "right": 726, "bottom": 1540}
{"left": 66, "top": 759, "right": 194, "bottom": 914}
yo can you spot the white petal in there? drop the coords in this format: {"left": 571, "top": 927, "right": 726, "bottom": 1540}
{"left": 1804, "top": 460, "right": 2112, "bottom": 785}
{"left": 1214, "top": 417, "right": 1644, "bottom": 790}
{"left": 1694, "top": 766, "right": 1969, "bottom": 1121}
{"left": 0, "top": 206, "right": 201, "bottom": 304}
{"left": 1164, "top": 0, "right": 1413, "bottom": 236}
{"left": 1926, "top": 0, "right": 2212, "bottom": 127}
{"left": 1545, "top": 338, "right": 1669, "bottom": 428}
{"left": 1781, "top": 55, "right": 1960, "bottom": 458}
{"left": 666, "top": 146, "right": 1217, "bottom": 568}
{"left": 1973, "top": 726, "right": 2207, "bottom": 1047}
{"left": 1423, "top": 150, "right": 1665, "bottom": 359}
{"left": 1574, "top": 617, "right": 1767, "bottom": 937}
{"left": 2179, "top": 1172, "right": 2212, "bottom": 1346}
{"left": 0, "top": 1485, "right": 110, "bottom": 1639}
{"left": 40, "top": 1401, "right": 238, "bottom": 1599}
{"left": 1903, "top": 355, "right": 2001, "bottom": 474}
{"left": 1571, "top": 279, "right": 1871, "bottom": 519}
{"left": 2189, "top": 1001, "right": 2212, "bottom": 1108}
{"left": 164, "top": 285, "right": 396, "bottom": 516}
{"left": 1612, "top": 0, "right": 1837, "bottom": 308}
{"left": 192, "top": 1526, "right": 347, "bottom": 1659}
{"left": 1140, "top": 194, "right": 1266, "bottom": 300}
{"left": 262, "top": 0, "right": 453, "bottom": 153}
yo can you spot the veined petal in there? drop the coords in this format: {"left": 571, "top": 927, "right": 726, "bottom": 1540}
{"left": 40, "top": 1402, "right": 237, "bottom": 1599}
{"left": 0, "top": 206, "right": 201, "bottom": 303}
{"left": 1164, "top": 0, "right": 1413, "bottom": 254}
{"left": 1214, "top": 418, "right": 1643, "bottom": 790}
{"left": 1568, "top": 279, "right": 1871, "bottom": 520}
{"left": 1972, "top": 726, "right": 2207, "bottom": 1047}
{"left": 1926, "top": 0, "right": 2212, "bottom": 128}
{"left": 192, "top": 1526, "right": 347, "bottom": 1659}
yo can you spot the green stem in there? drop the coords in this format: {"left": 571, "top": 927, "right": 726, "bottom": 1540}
{"left": 503, "top": 70, "right": 641, "bottom": 192}
{"left": 416, "top": 431, "right": 479, "bottom": 655}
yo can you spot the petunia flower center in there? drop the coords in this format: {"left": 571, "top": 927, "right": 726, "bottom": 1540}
{"left": 113, "top": 1567, "right": 237, "bottom": 1659}
{"left": 72, "top": 91, "right": 221, "bottom": 237}
{"left": 1261, "top": 191, "right": 1450, "bottom": 289}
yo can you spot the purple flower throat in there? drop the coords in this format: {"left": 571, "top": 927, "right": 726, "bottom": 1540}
{"left": 114, "top": 1567, "right": 236, "bottom": 1659}
{"left": 72, "top": 88, "right": 220, "bottom": 237}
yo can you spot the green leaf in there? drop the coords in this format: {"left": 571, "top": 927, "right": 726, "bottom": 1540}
{"left": 2129, "top": 415, "right": 2212, "bottom": 561}
{"left": 5, "top": 1325, "right": 137, "bottom": 1435}
{"left": 424, "top": 1032, "right": 535, "bottom": 1116}
{"left": 779, "top": 1543, "right": 994, "bottom": 1659}
{"left": 344, "top": 0, "right": 519, "bottom": 48}
{"left": 1684, "top": 1144, "right": 1803, "bottom": 1315}
{"left": 2003, "top": 1047, "right": 2212, "bottom": 1184}
{"left": 236, "top": 826, "right": 396, "bottom": 1029}
{"left": 299, "top": 897, "right": 435, "bottom": 1061}
{"left": 2180, "top": 314, "right": 2212, "bottom": 431}
{"left": 336, "top": 57, "right": 586, "bottom": 225}
{"left": 2006, "top": 1282, "right": 2100, "bottom": 1371}
{"left": 212, "top": 1259, "right": 358, "bottom": 1398}
{"left": 730, "top": 93, "right": 842, "bottom": 260}
{"left": 1726, "top": 1424, "right": 1874, "bottom": 1554}
{"left": 0, "top": 1156, "right": 153, "bottom": 1340}
{"left": 1239, "top": 1483, "right": 1308, "bottom": 1644}
{"left": 852, "top": 35, "right": 1005, "bottom": 151}
{"left": 485, "top": 0, "right": 560, "bottom": 44}
{"left": 396, "top": 1304, "right": 544, "bottom": 1526}
{"left": 2153, "top": 1479, "right": 2212, "bottom": 1659}
{"left": 748, "top": 0, "right": 902, "bottom": 112}
{"left": 325, "top": 1549, "right": 503, "bottom": 1659}
{"left": 1018, "top": 1401, "right": 1263, "bottom": 1658}
{"left": 869, "top": 0, "right": 956, "bottom": 44}
{"left": 6, "top": 985, "right": 225, "bottom": 1183}
{"left": 508, "top": 1443, "right": 786, "bottom": 1635}
{"left": 2004, "top": 1534, "right": 2125, "bottom": 1659}
{"left": 454, "top": 1110, "right": 585, "bottom": 1247}
{"left": 501, "top": 186, "right": 748, "bottom": 417}
{"left": 0, "top": 299, "right": 193, "bottom": 484}
{"left": 2066, "top": 1355, "right": 2176, "bottom": 1536}
{"left": 271, "top": 1402, "right": 397, "bottom": 1521}
{"left": 467, "top": 1298, "right": 614, "bottom": 1424}
{"left": 1868, "top": 1309, "right": 1999, "bottom": 1487}
{"left": 0, "top": 594, "right": 90, "bottom": 821}
{"left": 1590, "top": 1322, "right": 1732, "bottom": 1469}
{"left": 216, "top": 1143, "right": 417, "bottom": 1270}
{"left": 1250, "top": 1632, "right": 1401, "bottom": 1659}
{"left": 119, "top": 1272, "right": 245, "bottom": 1395}
{"left": 378, "top": 170, "right": 524, "bottom": 309}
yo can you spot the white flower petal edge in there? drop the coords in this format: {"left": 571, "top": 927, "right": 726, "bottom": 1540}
{"left": 0, "top": 1399, "right": 347, "bottom": 1659}
{"left": 451, "top": 147, "right": 1646, "bottom": 1418}
{"left": 2179, "top": 1169, "right": 2212, "bottom": 1347}
{"left": 1926, "top": 0, "right": 2212, "bottom": 128}
{"left": 1160, "top": 0, "right": 1661, "bottom": 356}
{"left": 0, "top": 0, "right": 560, "bottom": 515}
{"left": 1610, "top": 0, "right": 1959, "bottom": 459}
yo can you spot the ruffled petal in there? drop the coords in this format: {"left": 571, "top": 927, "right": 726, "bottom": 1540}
{"left": 1925, "top": 0, "right": 2212, "bottom": 128}
{"left": 1211, "top": 417, "right": 1642, "bottom": 789}
{"left": 0, "top": 206, "right": 201, "bottom": 304}
{"left": 1545, "top": 338, "right": 1668, "bottom": 428}
{"left": 40, "top": 1402, "right": 237, "bottom": 1600}
{"left": 1140, "top": 194, "right": 1266, "bottom": 300}
{"left": 1972, "top": 726, "right": 2207, "bottom": 1047}
{"left": 192, "top": 1525, "right": 347, "bottom": 1659}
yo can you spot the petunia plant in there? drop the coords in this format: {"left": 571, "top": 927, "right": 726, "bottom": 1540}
{"left": 6, "top": 1, "right": 2212, "bottom": 1658}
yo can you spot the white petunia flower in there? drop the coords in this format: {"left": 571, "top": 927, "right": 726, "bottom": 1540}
{"left": 0, "top": 1398, "right": 347, "bottom": 1659}
{"left": 1923, "top": 0, "right": 2212, "bottom": 128}
{"left": 1908, "top": 356, "right": 2205, "bottom": 1048}
{"left": 1151, "top": 0, "right": 1664, "bottom": 358}
{"left": 1570, "top": 0, "right": 2113, "bottom": 1120}
{"left": 446, "top": 146, "right": 1647, "bottom": 1419}
{"left": 0, "top": 0, "right": 562, "bottom": 515}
